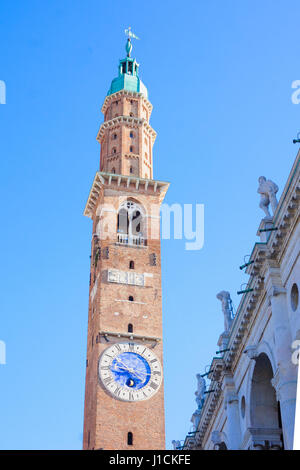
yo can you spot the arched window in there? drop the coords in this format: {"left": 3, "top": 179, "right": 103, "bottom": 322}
{"left": 129, "top": 146, "right": 134, "bottom": 153}
{"left": 111, "top": 167, "right": 116, "bottom": 174}
{"left": 128, "top": 324, "right": 133, "bottom": 333}
{"left": 127, "top": 432, "right": 133, "bottom": 446}
{"left": 250, "top": 352, "right": 284, "bottom": 448}
{"left": 113, "top": 133, "right": 117, "bottom": 140}
{"left": 129, "top": 261, "right": 134, "bottom": 269}
{"left": 117, "top": 201, "right": 146, "bottom": 246}
{"left": 130, "top": 131, "right": 134, "bottom": 139}
{"left": 130, "top": 166, "right": 133, "bottom": 174}
{"left": 112, "top": 147, "right": 117, "bottom": 154}
{"left": 128, "top": 296, "right": 134, "bottom": 302}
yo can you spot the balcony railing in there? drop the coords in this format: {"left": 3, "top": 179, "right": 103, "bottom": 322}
{"left": 117, "top": 233, "right": 146, "bottom": 247}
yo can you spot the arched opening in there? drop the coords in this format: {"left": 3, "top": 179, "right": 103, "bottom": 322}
{"left": 129, "top": 260, "right": 134, "bottom": 269}
{"left": 128, "top": 324, "right": 133, "bottom": 333}
{"left": 128, "top": 296, "right": 134, "bottom": 302}
{"left": 117, "top": 200, "right": 146, "bottom": 246}
{"left": 250, "top": 353, "right": 283, "bottom": 448}
{"left": 127, "top": 432, "right": 133, "bottom": 446}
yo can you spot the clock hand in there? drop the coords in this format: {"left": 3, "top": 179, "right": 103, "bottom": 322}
{"left": 115, "top": 359, "right": 146, "bottom": 382}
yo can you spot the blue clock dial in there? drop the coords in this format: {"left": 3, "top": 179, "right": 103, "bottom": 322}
{"left": 99, "top": 342, "right": 162, "bottom": 401}
{"left": 110, "top": 352, "right": 151, "bottom": 390}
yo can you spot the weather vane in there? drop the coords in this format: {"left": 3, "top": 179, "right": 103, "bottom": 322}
{"left": 124, "top": 27, "right": 140, "bottom": 57}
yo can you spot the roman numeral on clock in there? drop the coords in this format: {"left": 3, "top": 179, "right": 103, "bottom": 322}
{"left": 103, "top": 377, "right": 113, "bottom": 386}
{"left": 149, "top": 381, "right": 159, "bottom": 390}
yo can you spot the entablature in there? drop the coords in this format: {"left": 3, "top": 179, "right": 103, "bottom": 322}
{"left": 84, "top": 171, "right": 170, "bottom": 218}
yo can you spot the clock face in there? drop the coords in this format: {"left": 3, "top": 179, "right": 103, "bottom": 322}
{"left": 98, "top": 342, "right": 162, "bottom": 402}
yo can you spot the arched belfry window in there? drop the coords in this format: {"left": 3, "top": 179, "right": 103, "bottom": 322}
{"left": 117, "top": 200, "right": 146, "bottom": 246}
{"left": 127, "top": 432, "right": 133, "bottom": 446}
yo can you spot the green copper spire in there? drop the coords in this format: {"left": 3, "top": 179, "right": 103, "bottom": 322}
{"left": 107, "top": 28, "right": 148, "bottom": 99}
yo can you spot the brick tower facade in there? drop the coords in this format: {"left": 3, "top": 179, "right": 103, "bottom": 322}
{"left": 82, "top": 38, "right": 169, "bottom": 450}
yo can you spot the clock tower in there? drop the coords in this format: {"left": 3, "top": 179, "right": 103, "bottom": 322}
{"left": 82, "top": 36, "right": 169, "bottom": 450}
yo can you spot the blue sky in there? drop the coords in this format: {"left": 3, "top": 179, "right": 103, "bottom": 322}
{"left": 0, "top": 0, "right": 299, "bottom": 450}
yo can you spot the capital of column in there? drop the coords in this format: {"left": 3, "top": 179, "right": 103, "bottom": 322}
{"left": 271, "top": 367, "right": 298, "bottom": 402}
{"left": 225, "top": 392, "right": 239, "bottom": 407}
{"left": 264, "top": 262, "right": 287, "bottom": 299}
{"left": 244, "top": 344, "right": 259, "bottom": 361}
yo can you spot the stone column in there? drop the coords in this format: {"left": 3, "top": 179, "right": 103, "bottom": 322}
{"left": 223, "top": 375, "right": 242, "bottom": 450}
{"left": 265, "top": 262, "right": 298, "bottom": 450}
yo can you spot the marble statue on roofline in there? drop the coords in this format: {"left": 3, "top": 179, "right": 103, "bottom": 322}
{"left": 195, "top": 373, "right": 206, "bottom": 409}
{"left": 257, "top": 176, "right": 279, "bottom": 218}
{"left": 172, "top": 440, "right": 181, "bottom": 450}
{"left": 191, "top": 408, "right": 202, "bottom": 432}
{"left": 216, "top": 290, "right": 233, "bottom": 332}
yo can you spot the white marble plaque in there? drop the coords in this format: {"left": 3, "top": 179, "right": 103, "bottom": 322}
{"left": 107, "top": 269, "right": 145, "bottom": 287}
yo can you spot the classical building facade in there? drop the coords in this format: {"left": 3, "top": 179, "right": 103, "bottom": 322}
{"left": 175, "top": 150, "right": 300, "bottom": 451}
{"left": 82, "top": 37, "right": 169, "bottom": 450}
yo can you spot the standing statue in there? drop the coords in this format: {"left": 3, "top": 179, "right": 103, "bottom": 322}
{"left": 216, "top": 291, "right": 233, "bottom": 332}
{"left": 195, "top": 373, "right": 206, "bottom": 409}
{"left": 172, "top": 440, "right": 181, "bottom": 450}
{"left": 257, "top": 176, "right": 279, "bottom": 218}
{"left": 191, "top": 408, "right": 202, "bottom": 432}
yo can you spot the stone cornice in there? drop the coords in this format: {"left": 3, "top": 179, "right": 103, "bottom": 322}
{"left": 101, "top": 89, "right": 153, "bottom": 116}
{"left": 83, "top": 171, "right": 170, "bottom": 219}
{"left": 96, "top": 115, "right": 157, "bottom": 144}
